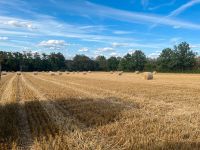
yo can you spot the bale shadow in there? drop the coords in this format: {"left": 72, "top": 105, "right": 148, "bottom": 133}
{"left": 48, "top": 97, "right": 137, "bottom": 128}
{"left": 0, "top": 97, "right": 137, "bottom": 148}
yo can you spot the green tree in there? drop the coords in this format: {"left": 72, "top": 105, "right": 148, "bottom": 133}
{"left": 73, "top": 55, "right": 96, "bottom": 71}
{"left": 95, "top": 56, "right": 107, "bottom": 71}
{"left": 118, "top": 54, "right": 134, "bottom": 71}
{"left": 157, "top": 48, "right": 175, "bottom": 71}
{"left": 107, "top": 56, "right": 120, "bottom": 71}
{"left": 174, "top": 42, "right": 196, "bottom": 71}
{"left": 145, "top": 58, "right": 157, "bottom": 71}
{"left": 132, "top": 50, "right": 146, "bottom": 71}
{"left": 118, "top": 50, "right": 146, "bottom": 71}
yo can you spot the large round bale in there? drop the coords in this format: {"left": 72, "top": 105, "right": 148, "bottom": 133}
{"left": 58, "top": 72, "right": 62, "bottom": 75}
{"left": 110, "top": 71, "right": 114, "bottom": 74}
{"left": 33, "top": 72, "right": 38, "bottom": 75}
{"left": 118, "top": 71, "right": 123, "bottom": 75}
{"left": 17, "top": 72, "right": 21, "bottom": 75}
{"left": 66, "top": 72, "right": 70, "bottom": 74}
{"left": 135, "top": 71, "right": 139, "bottom": 74}
{"left": 144, "top": 72, "right": 153, "bottom": 80}
{"left": 153, "top": 71, "right": 157, "bottom": 75}
{"left": 1, "top": 71, "right": 7, "bottom": 75}
{"left": 88, "top": 71, "right": 91, "bottom": 73}
{"left": 50, "top": 72, "right": 55, "bottom": 76}
{"left": 83, "top": 72, "right": 87, "bottom": 75}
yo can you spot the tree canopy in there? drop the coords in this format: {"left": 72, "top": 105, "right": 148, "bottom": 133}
{"left": 0, "top": 42, "right": 199, "bottom": 73}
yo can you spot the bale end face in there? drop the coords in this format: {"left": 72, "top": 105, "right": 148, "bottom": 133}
{"left": 144, "top": 72, "right": 153, "bottom": 80}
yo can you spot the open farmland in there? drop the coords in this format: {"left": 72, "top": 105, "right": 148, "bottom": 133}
{"left": 1, "top": 72, "right": 200, "bottom": 149}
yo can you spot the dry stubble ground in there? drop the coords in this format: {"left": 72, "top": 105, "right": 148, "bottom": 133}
{"left": 0, "top": 72, "right": 200, "bottom": 149}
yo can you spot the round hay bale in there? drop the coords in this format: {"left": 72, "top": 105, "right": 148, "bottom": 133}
{"left": 153, "top": 71, "right": 157, "bottom": 75}
{"left": 33, "top": 72, "right": 38, "bottom": 75}
{"left": 118, "top": 71, "right": 123, "bottom": 75}
{"left": 58, "top": 72, "right": 62, "bottom": 75}
{"left": 110, "top": 71, "right": 114, "bottom": 74}
{"left": 135, "top": 71, "right": 139, "bottom": 74}
{"left": 66, "top": 72, "right": 70, "bottom": 74}
{"left": 83, "top": 72, "right": 87, "bottom": 75}
{"left": 17, "top": 72, "right": 21, "bottom": 75}
{"left": 144, "top": 72, "right": 153, "bottom": 80}
{"left": 88, "top": 71, "right": 91, "bottom": 73}
{"left": 50, "top": 72, "right": 55, "bottom": 76}
{"left": 2, "top": 72, "right": 7, "bottom": 75}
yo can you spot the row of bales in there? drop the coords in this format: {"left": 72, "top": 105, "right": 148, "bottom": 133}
{"left": 110, "top": 70, "right": 157, "bottom": 80}
{"left": 45, "top": 71, "right": 93, "bottom": 76}
{"left": 1, "top": 71, "right": 22, "bottom": 76}
{"left": 31, "top": 70, "right": 156, "bottom": 80}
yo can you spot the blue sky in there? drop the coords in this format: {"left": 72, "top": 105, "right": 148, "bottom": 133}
{"left": 0, "top": 0, "right": 200, "bottom": 58}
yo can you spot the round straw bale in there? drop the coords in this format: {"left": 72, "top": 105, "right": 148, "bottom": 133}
{"left": 144, "top": 72, "right": 153, "bottom": 80}
{"left": 118, "top": 71, "right": 123, "bottom": 75}
{"left": 135, "top": 71, "right": 139, "bottom": 74}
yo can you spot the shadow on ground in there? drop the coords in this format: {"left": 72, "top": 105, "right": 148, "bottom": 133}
{"left": 0, "top": 97, "right": 135, "bottom": 148}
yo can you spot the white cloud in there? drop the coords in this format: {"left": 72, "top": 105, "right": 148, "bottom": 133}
{"left": 79, "top": 47, "right": 88, "bottom": 52}
{"left": 110, "top": 52, "right": 118, "bottom": 57}
{"left": 97, "top": 47, "right": 114, "bottom": 52}
{"left": 112, "top": 42, "right": 129, "bottom": 48}
{"left": 0, "top": 36, "right": 8, "bottom": 40}
{"left": 148, "top": 51, "right": 161, "bottom": 58}
{"left": 39, "top": 40, "right": 68, "bottom": 50}
{"left": 69, "top": 1, "right": 200, "bottom": 30}
{"left": 169, "top": 0, "right": 200, "bottom": 17}
{"left": 6, "top": 20, "right": 37, "bottom": 29}
{"left": 113, "top": 30, "right": 134, "bottom": 35}
{"left": 151, "top": 0, "right": 200, "bottom": 29}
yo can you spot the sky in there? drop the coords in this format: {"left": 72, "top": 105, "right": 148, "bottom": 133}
{"left": 0, "top": 0, "right": 200, "bottom": 58}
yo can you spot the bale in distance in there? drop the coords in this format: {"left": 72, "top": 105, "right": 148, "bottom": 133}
{"left": 88, "top": 71, "right": 91, "bottom": 73}
{"left": 83, "top": 72, "right": 87, "bottom": 75}
{"left": 2, "top": 72, "right": 7, "bottom": 75}
{"left": 17, "top": 72, "right": 21, "bottom": 75}
{"left": 58, "top": 72, "right": 62, "bottom": 75}
{"left": 153, "top": 71, "right": 157, "bottom": 75}
{"left": 33, "top": 72, "right": 38, "bottom": 75}
{"left": 50, "top": 72, "right": 55, "bottom": 76}
{"left": 144, "top": 72, "right": 153, "bottom": 80}
{"left": 118, "top": 71, "right": 123, "bottom": 76}
{"left": 110, "top": 71, "right": 114, "bottom": 74}
{"left": 135, "top": 71, "right": 139, "bottom": 74}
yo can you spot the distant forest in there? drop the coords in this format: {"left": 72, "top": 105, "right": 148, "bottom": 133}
{"left": 0, "top": 42, "right": 200, "bottom": 72}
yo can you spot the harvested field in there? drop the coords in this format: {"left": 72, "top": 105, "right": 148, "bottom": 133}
{"left": 1, "top": 72, "right": 200, "bottom": 149}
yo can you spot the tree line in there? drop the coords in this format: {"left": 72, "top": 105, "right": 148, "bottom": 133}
{"left": 0, "top": 42, "right": 199, "bottom": 72}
